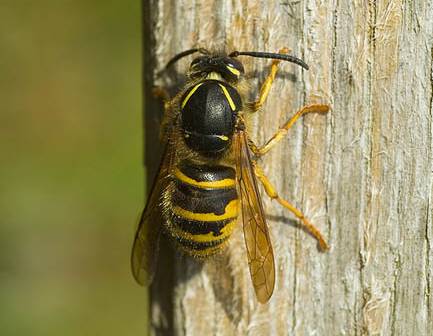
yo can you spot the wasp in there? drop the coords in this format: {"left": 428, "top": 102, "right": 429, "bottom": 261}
{"left": 131, "top": 47, "right": 330, "bottom": 303}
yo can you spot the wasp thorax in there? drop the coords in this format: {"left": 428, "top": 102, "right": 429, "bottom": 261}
{"left": 180, "top": 79, "right": 242, "bottom": 156}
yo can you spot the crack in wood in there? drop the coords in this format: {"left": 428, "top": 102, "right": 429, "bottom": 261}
{"left": 425, "top": 43, "right": 433, "bottom": 334}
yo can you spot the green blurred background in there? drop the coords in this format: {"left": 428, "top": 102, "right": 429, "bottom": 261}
{"left": 0, "top": 1, "right": 148, "bottom": 335}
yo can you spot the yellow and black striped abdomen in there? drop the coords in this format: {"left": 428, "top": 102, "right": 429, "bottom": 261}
{"left": 165, "top": 161, "right": 239, "bottom": 256}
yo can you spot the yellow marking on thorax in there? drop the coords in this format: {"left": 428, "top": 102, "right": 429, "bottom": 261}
{"left": 218, "top": 84, "right": 236, "bottom": 111}
{"left": 181, "top": 83, "right": 204, "bottom": 109}
{"left": 173, "top": 200, "right": 239, "bottom": 222}
{"left": 172, "top": 219, "right": 236, "bottom": 243}
{"left": 174, "top": 168, "right": 235, "bottom": 188}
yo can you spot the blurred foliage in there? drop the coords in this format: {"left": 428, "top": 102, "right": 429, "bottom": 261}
{"left": 0, "top": 1, "right": 148, "bottom": 335}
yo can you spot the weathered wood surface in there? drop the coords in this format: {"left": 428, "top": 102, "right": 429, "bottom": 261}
{"left": 143, "top": 1, "right": 433, "bottom": 335}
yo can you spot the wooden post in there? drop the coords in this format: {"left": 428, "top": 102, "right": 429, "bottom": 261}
{"left": 142, "top": 1, "right": 433, "bottom": 334}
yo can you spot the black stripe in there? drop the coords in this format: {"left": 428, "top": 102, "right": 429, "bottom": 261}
{"left": 175, "top": 180, "right": 234, "bottom": 195}
{"left": 171, "top": 215, "right": 232, "bottom": 236}
{"left": 179, "top": 161, "right": 235, "bottom": 183}
{"left": 176, "top": 235, "right": 228, "bottom": 251}
{"left": 171, "top": 181, "right": 237, "bottom": 216}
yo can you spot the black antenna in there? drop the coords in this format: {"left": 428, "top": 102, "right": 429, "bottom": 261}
{"left": 229, "top": 51, "right": 309, "bottom": 70}
{"left": 164, "top": 48, "right": 209, "bottom": 70}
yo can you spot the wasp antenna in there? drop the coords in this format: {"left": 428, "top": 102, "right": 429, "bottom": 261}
{"left": 163, "top": 48, "right": 209, "bottom": 70}
{"left": 229, "top": 51, "right": 309, "bottom": 70}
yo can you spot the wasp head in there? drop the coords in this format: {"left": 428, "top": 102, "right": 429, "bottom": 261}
{"left": 188, "top": 55, "right": 244, "bottom": 83}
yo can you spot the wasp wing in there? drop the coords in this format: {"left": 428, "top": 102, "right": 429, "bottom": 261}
{"left": 130, "top": 139, "right": 175, "bottom": 286}
{"left": 235, "top": 131, "right": 276, "bottom": 303}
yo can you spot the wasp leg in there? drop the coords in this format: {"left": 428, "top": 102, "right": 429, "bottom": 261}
{"left": 249, "top": 104, "right": 330, "bottom": 157}
{"left": 252, "top": 162, "right": 330, "bottom": 251}
{"left": 152, "top": 86, "right": 172, "bottom": 141}
{"left": 250, "top": 47, "right": 290, "bottom": 112}
{"left": 152, "top": 86, "right": 171, "bottom": 106}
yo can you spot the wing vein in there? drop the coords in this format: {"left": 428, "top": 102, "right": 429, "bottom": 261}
{"left": 235, "top": 131, "right": 275, "bottom": 303}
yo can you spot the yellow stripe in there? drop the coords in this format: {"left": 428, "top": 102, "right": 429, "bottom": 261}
{"left": 218, "top": 84, "right": 236, "bottom": 111}
{"left": 181, "top": 83, "right": 204, "bottom": 109}
{"left": 173, "top": 219, "right": 236, "bottom": 243}
{"left": 173, "top": 200, "right": 239, "bottom": 222}
{"left": 226, "top": 65, "right": 240, "bottom": 77}
{"left": 174, "top": 168, "right": 235, "bottom": 188}
{"left": 215, "top": 135, "right": 229, "bottom": 141}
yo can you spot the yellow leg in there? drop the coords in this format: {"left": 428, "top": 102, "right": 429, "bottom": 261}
{"left": 251, "top": 47, "right": 290, "bottom": 112}
{"left": 248, "top": 104, "right": 330, "bottom": 157}
{"left": 253, "top": 163, "right": 330, "bottom": 251}
{"left": 152, "top": 86, "right": 171, "bottom": 108}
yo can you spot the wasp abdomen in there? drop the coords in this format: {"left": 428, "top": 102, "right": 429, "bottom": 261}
{"left": 165, "top": 161, "right": 239, "bottom": 256}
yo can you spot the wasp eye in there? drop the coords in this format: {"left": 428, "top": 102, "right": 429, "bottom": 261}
{"left": 224, "top": 58, "right": 244, "bottom": 78}
{"left": 190, "top": 56, "right": 207, "bottom": 69}
{"left": 190, "top": 58, "right": 200, "bottom": 67}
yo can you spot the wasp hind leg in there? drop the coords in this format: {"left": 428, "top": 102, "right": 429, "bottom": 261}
{"left": 248, "top": 104, "right": 330, "bottom": 157}
{"left": 250, "top": 47, "right": 290, "bottom": 112}
{"left": 252, "top": 162, "right": 329, "bottom": 251}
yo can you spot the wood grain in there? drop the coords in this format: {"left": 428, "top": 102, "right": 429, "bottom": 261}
{"left": 142, "top": 1, "right": 433, "bottom": 334}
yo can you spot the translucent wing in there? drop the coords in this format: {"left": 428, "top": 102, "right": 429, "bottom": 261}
{"left": 130, "top": 139, "right": 175, "bottom": 286}
{"left": 234, "top": 131, "right": 276, "bottom": 303}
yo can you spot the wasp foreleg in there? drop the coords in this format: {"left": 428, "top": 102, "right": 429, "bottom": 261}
{"left": 152, "top": 86, "right": 174, "bottom": 141}
{"left": 250, "top": 47, "right": 290, "bottom": 112}
{"left": 152, "top": 86, "right": 171, "bottom": 106}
